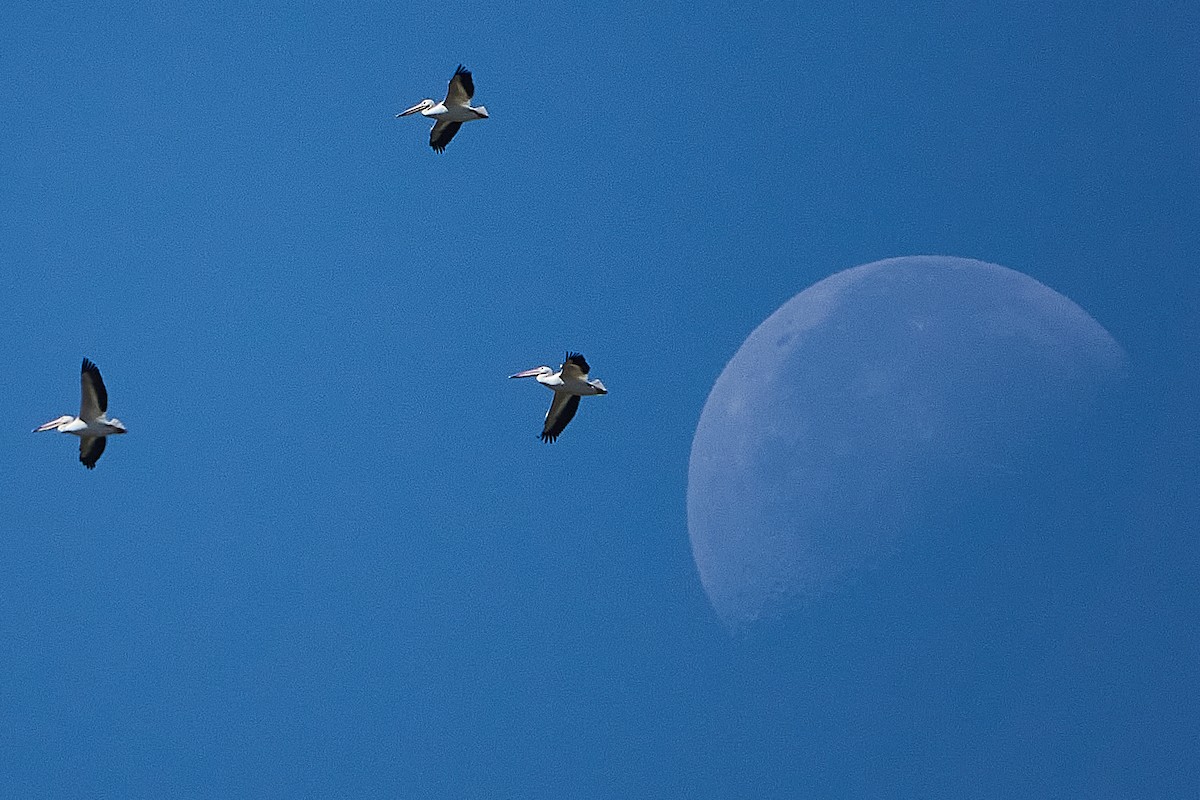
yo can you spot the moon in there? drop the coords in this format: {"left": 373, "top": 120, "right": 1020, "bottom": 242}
{"left": 687, "top": 256, "right": 1126, "bottom": 629}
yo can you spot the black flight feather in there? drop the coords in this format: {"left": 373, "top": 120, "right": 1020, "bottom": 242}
{"left": 81, "top": 357, "right": 108, "bottom": 413}
{"left": 452, "top": 64, "right": 474, "bottom": 99}
{"left": 79, "top": 436, "right": 106, "bottom": 469}
{"left": 541, "top": 395, "right": 580, "bottom": 443}
{"left": 431, "top": 121, "right": 462, "bottom": 153}
{"left": 563, "top": 352, "right": 590, "bottom": 374}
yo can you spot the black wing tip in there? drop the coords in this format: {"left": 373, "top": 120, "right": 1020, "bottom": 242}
{"left": 564, "top": 351, "right": 591, "bottom": 372}
{"left": 80, "top": 357, "right": 109, "bottom": 413}
{"left": 540, "top": 395, "right": 580, "bottom": 444}
{"left": 539, "top": 432, "right": 558, "bottom": 443}
{"left": 80, "top": 437, "right": 106, "bottom": 468}
{"left": 451, "top": 64, "right": 475, "bottom": 99}
{"left": 429, "top": 121, "right": 462, "bottom": 153}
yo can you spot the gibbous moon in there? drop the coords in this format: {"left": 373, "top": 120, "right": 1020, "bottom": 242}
{"left": 687, "top": 256, "right": 1125, "bottom": 629}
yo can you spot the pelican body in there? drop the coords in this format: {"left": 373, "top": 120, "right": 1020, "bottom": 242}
{"left": 510, "top": 352, "right": 607, "bottom": 443}
{"left": 35, "top": 358, "right": 127, "bottom": 469}
{"left": 397, "top": 64, "right": 489, "bottom": 152}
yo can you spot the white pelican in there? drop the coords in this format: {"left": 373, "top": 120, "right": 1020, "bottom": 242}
{"left": 509, "top": 353, "right": 607, "bottom": 443}
{"left": 34, "top": 358, "right": 127, "bottom": 469}
{"left": 396, "top": 64, "right": 489, "bottom": 153}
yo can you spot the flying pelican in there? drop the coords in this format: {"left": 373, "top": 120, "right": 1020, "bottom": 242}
{"left": 396, "top": 64, "right": 489, "bottom": 153}
{"left": 509, "top": 353, "right": 607, "bottom": 443}
{"left": 34, "top": 358, "right": 127, "bottom": 469}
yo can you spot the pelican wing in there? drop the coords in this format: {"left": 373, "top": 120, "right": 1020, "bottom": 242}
{"left": 541, "top": 393, "right": 580, "bottom": 443}
{"left": 80, "top": 358, "right": 108, "bottom": 421}
{"left": 444, "top": 64, "right": 475, "bottom": 106}
{"left": 559, "top": 352, "right": 591, "bottom": 382}
{"left": 430, "top": 120, "right": 462, "bottom": 153}
{"left": 79, "top": 436, "right": 106, "bottom": 469}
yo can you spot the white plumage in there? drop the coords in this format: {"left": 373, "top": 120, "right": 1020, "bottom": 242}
{"left": 35, "top": 358, "right": 127, "bottom": 469}
{"left": 510, "top": 353, "right": 607, "bottom": 443}
{"left": 396, "top": 64, "right": 489, "bottom": 152}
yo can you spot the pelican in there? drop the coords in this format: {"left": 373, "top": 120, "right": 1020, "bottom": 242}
{"left": 396, "top": 64, "right": 489, "bottom": 153}
{"left": 34, "top": 358, "right": 127, "bottom": 469}
{"left": 509, "top": 352, "right": 607, "bottom": 443}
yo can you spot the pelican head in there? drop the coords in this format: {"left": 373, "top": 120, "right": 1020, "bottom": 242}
{"left": 509, "top": 366, "right": 553, "bottom": 380}
{"left": 396, "top": 99, "right": 435, "bottom": 117}
{"left": 34, "top": 414, "right": 75, "bottom": 433}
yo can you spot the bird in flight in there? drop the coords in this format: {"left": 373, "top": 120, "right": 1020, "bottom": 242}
{"left": 396, "top": 64, "right": 489, "bottom": 152}
{"left": 34, "top": 358, "right": 128, "bottom": 469}
{"left": 510, "top": 352, "right": 607, "bottom": 442}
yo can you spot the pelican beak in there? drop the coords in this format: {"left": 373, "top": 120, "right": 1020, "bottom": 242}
{"left": 396, "top": 102, "right": 426, "bottom": 117}
{"left": 509, "top": 368, "right": 542, "bottom": 379}
{"left": 34, "top": 418, "right": 61, "bottom": 432}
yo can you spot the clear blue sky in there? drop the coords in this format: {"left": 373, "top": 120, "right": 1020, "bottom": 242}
{"left": 2, "top": 2, "right": 1196, "bottom": 797}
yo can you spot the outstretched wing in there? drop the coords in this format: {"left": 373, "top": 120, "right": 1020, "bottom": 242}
{"left": 445, "top": 64, "right": 475, "bottom": 105}
{"left": 541, "top": 393, "right": 581, "bottom": 443}
{"left": 80, "top": 358, "right": 108, "bottom": 421}
{"left": 430, "top": 120, "right": 463, "bottom": 153}
{"left": 79, "top": 436, "right": 106, "bottom": 469}
{"left": 560, "top": 352, "right": 590, "bottom": 382}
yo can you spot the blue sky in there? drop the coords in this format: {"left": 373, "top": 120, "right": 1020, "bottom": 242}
{"left": 2, "top": 2, "right": 1196, "bottom": 797}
